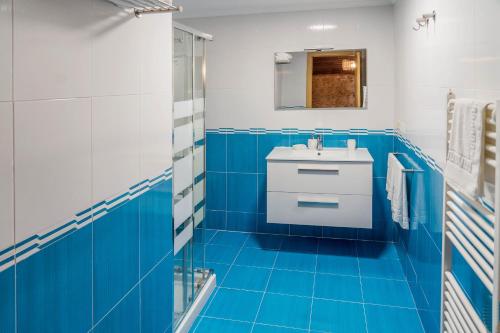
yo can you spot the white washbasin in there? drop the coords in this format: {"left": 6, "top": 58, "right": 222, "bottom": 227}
{"left": 266, "top": 147, "right": 373, "bottom": 163}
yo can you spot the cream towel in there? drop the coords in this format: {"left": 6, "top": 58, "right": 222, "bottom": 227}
{"left": 445, "top": 99, "right": 486, "bottom": 197}
{"left": 386, "top": 154, "right": 409, "bottom": 230}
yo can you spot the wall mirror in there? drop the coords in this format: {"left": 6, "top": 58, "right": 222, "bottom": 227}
{"left": 275, "top": 49, "right": 367, "bottom": 110}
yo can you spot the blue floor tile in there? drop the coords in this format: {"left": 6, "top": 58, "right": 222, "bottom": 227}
{"left": 281, "top": 236, "right": 318, "bottom": 253}
{"left": 222, "top": 265, "right": 271, "bottom": 291}
{"left": 357, "top": 241, "right": 399, "bottom": 260}
{"left": 209, "top": 231, "right": 249, "bottom": 248}
{"left": 205, "top": 244, "right": 241, "bottom": 264}
{"left": 316, "top": 254, "right": 359, "bottom": 276}
{"left": 244, "top": 234, "right": 284, "bottom": 250}
{"left": 267, "top": 269, "right": 314, "bottom": 297}
{"left": 361, "top": 278, "right": 415, "bottom": 308}
{"left": 206, "top": 262, "right": 231, "bottom": 283}
{"left": 205, "top": 288, "right": 262, "bottom": 322}
{"left": 274, "top": 252, "right": 316, "bottom": 272}
{"left": 194, "top": 317, "right": 252, "bottom": 333}
{"left": 317, "top": 238, "right": 357, "bottom": 256}
{"left": 314, "top": 274, "right": 363, "bottom": 302}
{"left": 310, "top": 298, "right": 366, "bottom": 333}
{"left": 252, "top": 324, "right": 308, "bottom": 333}
{"left": 234, "top": 248, "right": 278, "bottom": 268}
{"left": 256, "top": 293, "right": 312, "bottom": 330}
{"left": 205, "top": 229, "right": 218, "bottom": 242}
{"left": 365, "top": 304, "right": 424, "bottom": 333}
{"left": 359, "top": 258, "right": 405, "bottom": 280}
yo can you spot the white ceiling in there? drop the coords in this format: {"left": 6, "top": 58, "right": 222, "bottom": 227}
{"left": 176, "top": 0, "right": 396, "bottom": 19}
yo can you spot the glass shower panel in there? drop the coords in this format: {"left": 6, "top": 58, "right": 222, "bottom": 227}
{"left": 192, "top": 35, "right": 207, "bottom": 298}
{"left": 173, "top": 27, "right": 210, "bottom": 330}
{"left": 173, "top": 28, "right": 194, "bottom": 326}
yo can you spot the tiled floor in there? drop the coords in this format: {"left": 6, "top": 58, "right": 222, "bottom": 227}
{"left": 190, "top": 230, "right": 425, "bottom": 333}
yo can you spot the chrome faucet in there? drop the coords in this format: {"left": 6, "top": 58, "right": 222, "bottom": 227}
{"left": 317, "top": 135, "right": 323, "bottom": 151}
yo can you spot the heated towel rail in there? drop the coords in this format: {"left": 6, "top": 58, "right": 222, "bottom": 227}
{"left": 441, "top": 91, "right": 499, "bottom": 333}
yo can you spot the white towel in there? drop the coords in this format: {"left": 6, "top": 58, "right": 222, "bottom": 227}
{"left": 445, "top": 99, "right": 486, "bottom": 197}
{"left": 386, "top": 154, "right": 409, "bottom": 230}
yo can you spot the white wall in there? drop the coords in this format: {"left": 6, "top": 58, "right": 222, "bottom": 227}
{"left": 394, "top": 0, "right": 500, "bottom": 167}
{"left": 0, "top": 0, "right": 172, "bottom": 250}
{"left": 181, "top": 6, "right": 395, "bottom": 130}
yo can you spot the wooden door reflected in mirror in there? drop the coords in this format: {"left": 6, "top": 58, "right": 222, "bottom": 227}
{"left": 274, "top": 49, "right": 367, "bottom": 110}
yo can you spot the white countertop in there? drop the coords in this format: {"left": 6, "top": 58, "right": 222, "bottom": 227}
{"left": 266, "top": 147, "right": 374, "bottom": 163}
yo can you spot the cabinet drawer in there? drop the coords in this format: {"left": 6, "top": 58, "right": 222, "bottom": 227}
{"left": 267, "top": 161, "right": 372, "bottom": 195}
{"left": 267, "top": 192, "right": 372, "bottom": 228}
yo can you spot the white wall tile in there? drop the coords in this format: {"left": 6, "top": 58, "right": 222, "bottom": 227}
{"left": 91, "top": 0, "right": 142, "bottom": 96}
{"left": 141, "top": 93, "right": 172, "bottom": 180}
{"left": 0, "top": 102, "right": 14, "bottom": 250}
{"left": 141, "top": 13, "right": 172, "bottom": 94}
{"left": 0, "top": 0, "right": 12, "bottom": 101}
{"left": 394, "top": 0, "right": 500, "bottom": 167}
{"left": 13, "top": 0, "right": 92, "bottom": 100}
{"left": 14, "top": 99, "right": 92, "bottom": 242}
{"left": 181, "top": 6, "right": 395, "bottom": 130}
{"left": 92, "top": 95, "right": 141, "bottom": 203}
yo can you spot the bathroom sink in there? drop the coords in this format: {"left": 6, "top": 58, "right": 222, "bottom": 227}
{"left": 266, "top": 147, "right": 373, "bottom": 163}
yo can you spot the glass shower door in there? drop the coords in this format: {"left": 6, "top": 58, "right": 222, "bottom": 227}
{"left": 173, "top": 26, "right": 210, "bottom": 330}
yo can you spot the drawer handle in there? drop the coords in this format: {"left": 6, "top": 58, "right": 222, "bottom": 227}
{"left": 297, "top": 196, "right": 339, "bottom": 208}
{"left": 297, "top": 164, "right": 340, "bottom": 173}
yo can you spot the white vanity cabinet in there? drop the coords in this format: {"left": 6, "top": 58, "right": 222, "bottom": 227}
{"left": 266, "top": 147, "right": 373, "bottom": 228}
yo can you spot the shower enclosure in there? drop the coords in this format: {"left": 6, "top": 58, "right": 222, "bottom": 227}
{"left": 172, "top": 23, "right": 213, "bottom": 332}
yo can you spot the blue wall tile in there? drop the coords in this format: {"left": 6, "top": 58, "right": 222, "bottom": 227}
{"left": 257, "top": 174, "right": 266, "bottom": 214}
{"left": 140, "top": 254, "right": 173, "bottom": 333}
{"left": 206, "top": 210, "right": 226, "bottom": 229}
{"left": 140, "top": 180, "right": 172, "bottom": 276}
{"left": 206, "top": 172, "right": 226, "bottom": 211}
{"left": 358, "top": 134, "right": 393, "bottom": 178}
{"left": 227, "top": 211, "right": 257, "bottom": 232}
{"left": 206, "top": 133, "right": 226, "bottom": 172}
{"left": 93, "top": 286, "right": 140, "bottom": 333}
{"left": 289, "top": 134, "right": 311, "bottom": 146}
{"left": 207, "top": 131, "right": 396, "bottom": 240}
{"left": 0, "top": 267, "right": 15, "bottom": 333}
{"left": 227, "top": 134, "right": 257, "bottom": 173}
{"left": 227, "top": 173, "right": 257, "bottom": 213}
{"left": 321, "top": 226, "right": 357, "bottom": 239}
{"left": 323, "top": 134, "right": 352, "bottom": 148}
{"left": 93, "top": 199, "right": 140, "bottom": 322}
{"left": 17, "top": 226, "right": 93, "bottom": 333}
{"left": 290, "top": 225, "right": 322, "bottom": 238}
{"left": 257, "top": 134, "right": 289, "bottom": 173}
{"left": 257, "top": 213, "right": 289, "bottom": 235}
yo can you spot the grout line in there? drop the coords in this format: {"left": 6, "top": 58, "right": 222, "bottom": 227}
{"left": 90, "top": 250, "right": 172, "bottom": 331}
{"left": 202, "top": 232, "right": 423, "bottom": 333}
{"left": 356, "top": 240, "right": 369, "bottom": 333}
{"left": 199, "top": 230, "right": 247, "bottom": 326}
{"left": 249, "top": 233, "right": 281, "bottom": 333}
{"left": 307, "top": 239, "right": 319, "bottom": 332}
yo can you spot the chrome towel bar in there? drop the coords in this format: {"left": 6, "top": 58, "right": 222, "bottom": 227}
{"left": 106, "top": 0, "right": 182, "bottom": 17}
{"left": 392, "top": 152, "right": 424, "bottom": 173}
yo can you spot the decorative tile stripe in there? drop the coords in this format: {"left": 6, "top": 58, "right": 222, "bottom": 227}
{"left": 0, "top": 168, "right": 172, "bottom": 272}
{"left": 206, "top": 128, "right": 395, "bottom": 135}
{"left": 394, "top": 131, "right": 443, "bottom": 173}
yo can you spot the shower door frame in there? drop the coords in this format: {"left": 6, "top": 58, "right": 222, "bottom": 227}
{"left": 172, "top": 22, "right": 213, "bottom": 331}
